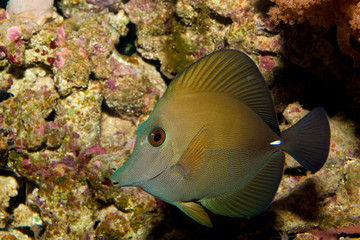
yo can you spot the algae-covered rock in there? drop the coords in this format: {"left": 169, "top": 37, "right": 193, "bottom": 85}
{"left": 6, "top": 0, "right": 57, "bottom": 25}
{"left": 0, "top": 176, "right": 18, "bottom": 228}
{"left": 269, "top": 103, "right": 360, "bottom": 234}
{"left": 0, "top": 230, "right": 33, "bottom": 240}
{"left": 0, "top": 0, "right": 359, "bottom": 239}
{"left": 0, "top": 1, "right": 165, "bottom": 239}
{"left": 0, "top": 176, "right": 17, "bottom": 209}
{"left": 55, "top": 81, "right": 103, "bottom": 151}
{"left": 13, "top": 204, "right": 43, "bottom": 229}
{"left": 103, "top": 52, "right": 166, "bottom": 118}
{"left": 125, "top": 0, "right": 282, "bottom": 82}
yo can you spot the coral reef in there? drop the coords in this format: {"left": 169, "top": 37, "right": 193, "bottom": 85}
{"left": 125, "top": 0, "right": 282, "bottom": 82}
{"left": 268, "top": 0, "right": 360, "bottom": 67}
{"left": 0, "top": 230, "right": 32, "bottom": 240}
{"left": 0, "top": 0, "right": 359, "bottom": 239}
{"left": 270, "top": 103, "right": 360, "bottom": 232}
{"left": 6, "top": 0, "right": 56, "bottom": 25}
{"left": 0, "top": 176, "right": 18, "bottom": 228}
{"left": 103, "top": 52, "right": 166, "bottom": 118}
{"left": 0, "top": 0, "right": 165, "bottom": 239}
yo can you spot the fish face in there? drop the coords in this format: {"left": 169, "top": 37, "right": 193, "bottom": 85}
{"left": 110, "top": 105, "right": 176, "bottom": 188}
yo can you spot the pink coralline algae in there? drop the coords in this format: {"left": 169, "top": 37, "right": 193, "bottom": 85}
{"left": 105, "top": 79, "right": 119, "bottom": 92}
{"left": 310, "top": 223, "right": 360, "bottom": 239}
{"left": 83, "top": 144, "right": 107, "bottom": 156}
{"left": 0, "top": 0, "right": 358, "bottom": 239}
{"left": 0, "top": 9, "right": 6, "bottom": 19}
{"left": 125, "top": 139, "right": 135, "bottom": 151}
{"left": 259, "top": 55, "right": 277, "bottom": 72}
{"left": 86, "top": 0, "right": 119, "bottom": 11}
{"left": 55, "top": 48, "right": 72, "bottom": 68}
{"left": 91, "top": 42, "right": 106, "bottom": 54}
{"left": 6, "top": 26, "right": 21, "bottom": 42}
{"left": 70, "top": 131, "right": 80, "bottom": 139}
{"left": 35, "top": 123, "right": 46, "bottom": 135}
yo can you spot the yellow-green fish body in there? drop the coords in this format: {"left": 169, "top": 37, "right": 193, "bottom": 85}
{"left": 110, "top": 50, "right": 330, "bottom": 227}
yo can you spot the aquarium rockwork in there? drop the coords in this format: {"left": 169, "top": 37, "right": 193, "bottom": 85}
{"left": 0, "top": 0, "right": 359, "bottom": 239}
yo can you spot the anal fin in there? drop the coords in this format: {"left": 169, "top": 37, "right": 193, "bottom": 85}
{"left": 200, "top": 151, "right": 285, "bottom": 218}
{"left": 176, "top": 202, "right": 213, "bottom": 227}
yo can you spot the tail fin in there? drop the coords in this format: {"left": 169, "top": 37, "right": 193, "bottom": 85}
{"left": 281, "top": 107, "right": 330, "bottom": 173}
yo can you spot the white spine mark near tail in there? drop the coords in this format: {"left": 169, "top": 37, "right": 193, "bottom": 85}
{"left": 270, "top": 140, "right": 282, "bottom": 146}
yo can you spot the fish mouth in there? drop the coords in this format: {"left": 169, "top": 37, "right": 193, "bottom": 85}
{"left": 149, "top": 168, "right": 166, "bottom": 181}
{"left": 111, "top": 167, "right": 167, "bottom": 187}
{"left": 109, "top": 174, "right": 121, "bottom": 187}
{"left": 111, "top": 181, "right": 120, "bottom": 187}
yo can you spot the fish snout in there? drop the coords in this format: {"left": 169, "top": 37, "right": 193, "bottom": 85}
{"left": 109, "top": 169, "right": 124, "bottom": 187}
{"left": 111, "top": 180, "right": 120, "bottom": 187}
{"left": 109, "top": 166, "right": 137, "bottom": 187}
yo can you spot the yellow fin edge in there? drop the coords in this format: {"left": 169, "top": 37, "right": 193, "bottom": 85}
{"left": 176, "top": 202, "right": 213, "bottom": 227}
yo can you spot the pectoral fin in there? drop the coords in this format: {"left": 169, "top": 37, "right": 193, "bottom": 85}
{"left": 176, "top": 202, "right": 213, "bottom": 227}
{"left": 176, "top": 125, "right": 210, "bottom": 180}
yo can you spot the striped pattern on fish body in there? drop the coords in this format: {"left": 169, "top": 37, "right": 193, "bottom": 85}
{"left": 110, "top": 50, "right": 330, "bottom": 227}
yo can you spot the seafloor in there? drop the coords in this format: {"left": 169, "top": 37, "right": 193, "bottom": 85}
{"left": 0, "top": 0, "right": 359, "bottom": 239}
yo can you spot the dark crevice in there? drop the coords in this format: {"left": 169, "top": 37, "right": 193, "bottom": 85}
{"left": 209, "top": 9, "right": 233, "bottom": 25}
{"left": 45, "top": 109, "right": 56, "bottom": 122}
{"left": 93, "top": 220, "right": 100, "bottom": 230}
{"left": 0, "top": 168, "right": 18, "bottom": 177}
{"left": 328, "top": 25, "right": 354, "bottom": 66}
{"left": 6, "top": 181, "right": 27, "bottom": 215}
{"left": 284, "top": 167, "right": 308, "bottom": 176}
{"left": 141, "top": 58, "right": 173, "bottom": 86}
{"left": 339, "top": 233, "right": 360, "bottom": 238}
{"left": 54, "top": 0, "right": 65, "bottom": 18}
{"left": 95, "top": 197, "right": 115, "bottom": 211}
{"left": 7, "top": 65, "right": 26, "bottom": 79}
{"left": 253, "top": 0, "right": 276, "bottom": 17}
{"left": 272, "top": 58, "right": 346, "bottom": 118}
{"left": 29, "top": 62, "right": 54, "bottom": 75}
{"left": 276, "top": 22, "right": 360, "bottom": 120}
{"left": 350, "top": 34, "right": 360, "bottom": 54}
{"left": 89, "top": 71, "right": 98, "bottom": 81}
{"left": 173, "top": 13, "right": 188, "bottom": 27}
{"left": 16, "top": 227, "right": 35, "bottom": 238}
{"left": 0, "top": 90, "right": 13, "bottom": 102}
{"left": 115, "top": 22, "right": 137, "bottom": 56}
{"left": 257, "top": 49, "right": 279, "bottom": 57}
{"left": 270, "top": 178, "right": 321, "bottom": 221}
{"left": 101, "top": 100, "right": 120, "bottom": 117}
{"left": 0, "top": 0, "right": 8, "bottom": 9}
{"left": 355, "top": 126, "right": 360, "bottom": 138}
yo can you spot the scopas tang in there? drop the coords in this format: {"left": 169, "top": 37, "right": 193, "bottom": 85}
{"left": 110, "top": 49, "right": 330, "bottom": 227}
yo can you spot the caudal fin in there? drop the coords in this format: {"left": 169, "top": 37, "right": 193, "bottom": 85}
{"left": 281, "top": 107, "right": 330, "bottom": 173}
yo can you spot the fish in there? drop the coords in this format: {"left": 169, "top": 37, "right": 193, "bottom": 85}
{"left": 110, "top": 49, "right": 330, "bottom": 227}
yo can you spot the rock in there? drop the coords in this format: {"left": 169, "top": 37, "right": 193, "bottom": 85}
{"left": 0, "top": 0, "right": 358, "bottom": 239}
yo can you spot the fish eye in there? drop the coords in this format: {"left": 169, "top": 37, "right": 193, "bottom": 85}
{"left": 148, "top": 128, "right": 166, "bottom": 147}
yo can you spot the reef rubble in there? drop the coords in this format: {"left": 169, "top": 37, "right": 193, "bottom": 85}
{"left": 0, "top": 0, "right": 359, "bottom": 239}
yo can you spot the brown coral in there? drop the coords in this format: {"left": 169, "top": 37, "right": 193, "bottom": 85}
{"left": 268, "top": 0, "right": 360, "bottom": 66}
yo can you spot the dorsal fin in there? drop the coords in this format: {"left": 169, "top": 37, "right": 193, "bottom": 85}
{"left": 165, "top": 49, "right": 280, "bottom": 135}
